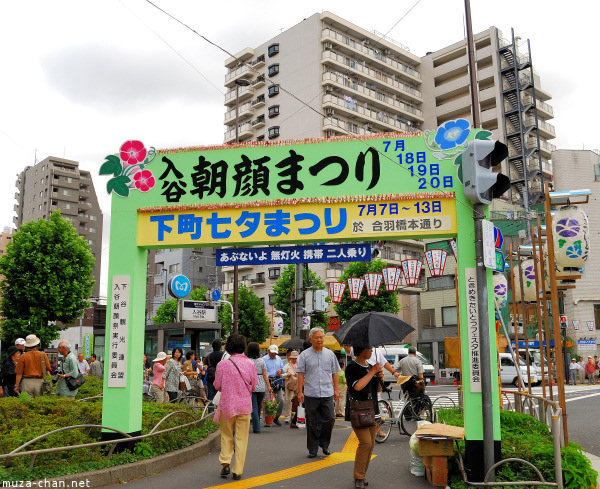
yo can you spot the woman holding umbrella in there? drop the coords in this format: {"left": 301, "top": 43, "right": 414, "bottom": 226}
{"left": 345, "top": 345, "right": 383, "bottom": 489}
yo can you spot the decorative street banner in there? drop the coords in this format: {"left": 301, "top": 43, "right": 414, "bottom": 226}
{"left": 588, "top": 321, "right": 596, "bottom": 331}
{"left": 108, "top": 275, "right": 129, "bottom": 388}
{"left": 216, "top": 243, "right": 370, "bottom": 266}
{"left": 465, "top": 268, "right": 481, "bottom": 393}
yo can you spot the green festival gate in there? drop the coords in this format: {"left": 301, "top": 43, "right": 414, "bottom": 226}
{"left": 100, "top": 120, "right": 501, "bottom": 468}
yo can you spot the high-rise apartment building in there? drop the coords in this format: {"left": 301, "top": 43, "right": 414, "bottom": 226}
{"left": 13, "top": 156, "right": 103, "bottom": 300}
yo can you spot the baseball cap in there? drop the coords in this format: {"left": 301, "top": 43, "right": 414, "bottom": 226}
{"left": 15, "top": 338, "right": 26, "bottom": 346}
{"left": 269, "top": 345, "right": 279, "bottom": 353}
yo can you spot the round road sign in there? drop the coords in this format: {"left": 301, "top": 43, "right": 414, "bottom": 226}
{"left": 168, "top": 275, "right": 191, "bottom": 299}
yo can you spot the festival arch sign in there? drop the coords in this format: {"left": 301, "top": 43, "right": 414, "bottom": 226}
{"left": 100, "top": 121, "right": 501, "bottom": 450}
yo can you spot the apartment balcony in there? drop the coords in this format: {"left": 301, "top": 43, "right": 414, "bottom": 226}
{"left": 537, "top": 119, "right": 556, "bottom": 139}
{"left": 251, "top": 75, "right": 266, "bottom": 89}
{"left": 221, "top": 263, "right": 255, "bottom": 272}
{"left": 224, "top": 102, "right": 254, "bottom": 124}
{"left": 434, "top": 93, "right": 471, "bottom": 120}
{"left": 224, "top": 85, "right": 254, "bottom": 107}
{"left": 224, "top": 122, "right": 253, "bottom": 144}
{"left": 250, "top": 55, "right": 265, "bottom": 69}
{"left": 326, "top": 269, "right": 342, "bottom": 280}
{"left": 321, "top": 28, "right": 421, "bottom": 83}
{"left": 539, "top": 139, "right": 557, "bottom": 158}
{"left": 251, "top": 95, "right": 266, "bottom": 109}
{"left": 478, "top": 85, "right": 496, "bottom": 105}
{"left": 322, "top": 93, "right": 415, "bottom": 133}
{"left": 321, "top": 50, "right": 422, "bottom": 104}
{"left": 432, "top": 54, "right": 468, "bottom": 83}
{"left": 321, "top": 72, "right": 423, "bottom": 123}
{"left": 250, "top": 276, "right": 266, "bottom": 286}
{"left": 480, "top": 107, "right": 499, "bottom": 125}
{"left": 251, "top": 115, "right": 265, "bottom": 128}
{"left": 222, "top": 280, "right": 252, "bottom": 293}
{"left": 224, "top": 64, "right": 254, "bottom": 88}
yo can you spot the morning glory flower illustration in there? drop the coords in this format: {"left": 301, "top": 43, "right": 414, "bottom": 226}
{"left": 434, "top": 119, "right": 471, "bottom": 150}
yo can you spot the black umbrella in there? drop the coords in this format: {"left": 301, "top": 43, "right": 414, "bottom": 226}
{"left": 278, "top": 337, "right": 305, "bottom": 350}
{"left": 333, "top": 312, "right": 414, "bottom": 348}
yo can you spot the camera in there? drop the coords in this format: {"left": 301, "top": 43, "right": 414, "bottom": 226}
{"left": 52, "top": 374, "right": 60, "bottom": 384}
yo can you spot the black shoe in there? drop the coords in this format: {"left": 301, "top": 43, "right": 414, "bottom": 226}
{"left": 232, "top": 473, "right": 242, "bottom": 481}
{"left": 307, "top": 452, "right": 317, "bottom": 458}
{"left": 322, "top": 447, "right": 330, "bottom": 455}
{"left": 364, "top": 480, "right": 368, "bottom": 486}
{"left": 220, "top": 465, "right": 230, "bottom": 478}
{"left": 273, "top": 418, "right": 281, "bottom": 426}
{"left": 253, "top": 430, "right": 260, "bottom": 433}
{"left": 355, "top": 479, "right": 365, "bottom": 489}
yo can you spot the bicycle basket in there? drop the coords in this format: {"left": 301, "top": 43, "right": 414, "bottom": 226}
{"left": 401, "top": 375, "right": 425, "bottom": 398}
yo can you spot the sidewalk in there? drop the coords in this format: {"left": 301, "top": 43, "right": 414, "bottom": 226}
{"left": 586, "top": 452, "right": 600, "bottom": 486}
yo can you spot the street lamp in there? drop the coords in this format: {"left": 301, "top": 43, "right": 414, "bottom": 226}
{"left": 232, "top": 78, "right": 251, "bottom": 334}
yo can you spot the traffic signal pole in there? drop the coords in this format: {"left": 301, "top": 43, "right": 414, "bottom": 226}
{"left": 465, "top": 0, "right": 497, "bottom": 480}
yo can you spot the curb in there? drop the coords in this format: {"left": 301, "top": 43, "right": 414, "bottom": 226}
{"left": 37, "top": 431, "right": 221, "bottom": 488}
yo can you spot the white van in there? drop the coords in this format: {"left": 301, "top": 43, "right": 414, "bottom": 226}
{"left": 517, "top": 349, "right": 549, "bottom": 385}
{"left": 499, "top": 352, "right": 538, "bottom": 386}
{"left": 379, "top": 345, "right": 435, "bottom": 386}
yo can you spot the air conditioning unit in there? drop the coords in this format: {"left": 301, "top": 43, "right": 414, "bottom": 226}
{"left": 325, "top": 108, "right": 335, "bottom": 116}
{"left": 324, "top": 42, "right": 333, "bottom": 50}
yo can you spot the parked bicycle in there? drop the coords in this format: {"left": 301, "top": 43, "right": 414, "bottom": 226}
{"left": 376, "top": 376, "right": 433, "bottom": 443}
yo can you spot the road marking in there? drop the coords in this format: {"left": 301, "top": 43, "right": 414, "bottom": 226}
{"left": 203, "top": 430, "right": 370, "bottom": 489}
{"left": 565, "top": 392, "right": 600, "bottom": 403}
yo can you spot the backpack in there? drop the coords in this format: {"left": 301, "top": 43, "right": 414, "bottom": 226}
{"left": 206, "top": 351, "right": 223, "bottom": 384}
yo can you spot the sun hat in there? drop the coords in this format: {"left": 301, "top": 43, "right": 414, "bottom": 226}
{"left": 290, "top": 351, "right": 299, "bottom": 358}
{"left": 7, "top": 346, "right": 20, "bottom": 357}
{"left": 269, "top": 345, "right": 279, "bottom": 353}
{"left": 153, "top": 352, "right": 167, "bottom": 362}
{"left": 25, "top": 334, "right": 41, "bottom": 348}
{"left": 15, "top": 338, "right": 26, "bottom": 346}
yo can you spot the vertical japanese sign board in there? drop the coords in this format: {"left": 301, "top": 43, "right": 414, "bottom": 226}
{"left": 100, "top": 121, "right": 500, "bottom": 446}
{"left": 465, "top": 268, "right": 481, "bottom": 393}
{"left": 108, "top": 275, "right": 129, "bottom": 388}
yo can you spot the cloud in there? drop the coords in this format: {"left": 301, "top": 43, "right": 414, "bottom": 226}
{"left": 39, "top": 44, "right": 224, "bottom": 110}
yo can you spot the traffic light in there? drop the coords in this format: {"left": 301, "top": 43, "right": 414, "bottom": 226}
{"left": 560, "top": 315, "right": 568, "bottom": 329}
{"left": 462, "top": 140, "right": 510, "bottom": 205}
{"left": 371, "top": 240, "right": 386, "bottom": 259}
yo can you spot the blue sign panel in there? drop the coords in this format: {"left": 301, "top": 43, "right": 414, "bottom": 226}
{"left": 494, "top": 226, "right": 504, "bottom": 249}
{"left": 168, "top": 274, "right": 191, "bottom": 299}
{"left": 216, "top": 244, "right": 370, "bottom": 266}
{"left": 510, "top": 340, "right": 555, "bottom": 348}
{"left": 212, "top": 289, "right": 221, "bottom": 301}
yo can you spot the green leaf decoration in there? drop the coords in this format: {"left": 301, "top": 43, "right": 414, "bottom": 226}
{"left": 455, "top": 153, "right": 463, "bottom": 184}
{"left": 574, "top": 240, "right": 582, "bottom": 247}
{"left": 99, "top": 155, "right": 123, "bottom": 177}
{"left": 107, "top": 175, "right": 131, "bottom": 197}
{"left": 475, "top": 130, "right": 493, "bottom": 140}
{"left": 558, "top": 239, "right": 566, "bottom": 248}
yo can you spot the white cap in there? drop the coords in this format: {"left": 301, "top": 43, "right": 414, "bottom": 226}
{"left": 269, "top": 345, "right": 279, "bottom": 353}
{"left": 15, "top": 338, "right": 26, "bottom": 346}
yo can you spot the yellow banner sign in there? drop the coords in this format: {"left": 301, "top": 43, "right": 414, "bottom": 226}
{"left": 137, "top": 194, "right": 457, "bottom": 247}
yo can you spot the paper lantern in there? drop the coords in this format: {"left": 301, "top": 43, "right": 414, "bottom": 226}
{"left": 552, "top": 205, "right": 590, "bottom": 271}
{"left": 401, "top": 259, "right": 423, "bottom": 287}
{"left": 328, "top": 282, "right": 346, "bottom": 303}
{"left": 521, "top": 258, "right": 537, "bottom": 302}
{"left": 449, "top": 239, "right": 458, "bottom": 261}
{"left": 364, "top": 273, "right": 383, "bottom": 296}
{"left": 425, "top": 249, "right": 448, "bottom": 277}
{"left": 347, "top": 277, "right": 365, "bottom": 300}
{"left": 493, "top": 273, "right": 508, "bottom": 309}
{"left": 543, "top": 241, "right": 580, "bottom": 288}
{"left": 382, "top": 267, "right": 402, "bottom": 292}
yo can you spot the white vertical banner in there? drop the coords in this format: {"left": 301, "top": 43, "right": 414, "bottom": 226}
{"left": 465, "top": 268, "right": 481, "bottom": 393}
{"left": 482, "top": 219, "right": 496, "bottom": 269}
{"left": 108, "top": 275, "right": 130, "bottom": 388}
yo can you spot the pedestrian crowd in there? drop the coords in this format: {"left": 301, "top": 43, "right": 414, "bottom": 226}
{"left": 569, "top": 355, "right": 600, "bottom": 385}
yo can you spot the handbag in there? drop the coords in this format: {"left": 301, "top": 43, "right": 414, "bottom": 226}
{"left": 296, "top": 403, "right": 306, "bottom": 428}
{"left": 179, "top": 373, "right": 190, "bottom": 391}
{"left": 349, "top": 396, "right": 376, "bottom": 428}
{"left": 66, "top": 374, "right": 85, "bottom": 391}
{"left": 39, "top": 352, "right": 52, "bottom": 395}
{"left": 212, "top": 390, "right": 221, "bottom": 407}
{"left": 285, "top": 375, "right": 298, "bottom": 392}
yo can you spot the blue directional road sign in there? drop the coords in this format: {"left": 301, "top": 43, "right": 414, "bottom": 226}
{"left": 212, "top": 289, "right": 221, "bottom": 302}
{"left": 168, "top": 275, "right": 191, "bottom": 299}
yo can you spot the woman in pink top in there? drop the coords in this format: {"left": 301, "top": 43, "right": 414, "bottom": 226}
{"left": 214, "top": 334, "right": 257, "bottom": 481}
{"left": 151, "top": 352, "right": 167, "bottom": 403}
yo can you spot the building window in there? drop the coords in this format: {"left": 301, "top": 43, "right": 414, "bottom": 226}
{"left": 268, "top": 126, "right": 280, "bottom": 139}
{"left": 88, "top": 227, "right": 96, "bottom": 233}
{"left": 268, "top": 268, "right": 280, "bottom": 279}
{"left": 268, "top": 105, "right": 280, "bottom": 118}
{"left": 268, "top": 294, "right": 275, "bottom": 305}
{"left": 268, "top": 43, "right": 279, "bottom": 57}
{"left": 442, "top": 306, "right": 457, "bottom": 326}
{"left": 169, "top": 263, "right": 180, "bottom": 274}
{"left": 427, "top": 275, "right": 455, "bottom": 291}
{"left": 64, "top": 203, "right": 71, "bottom": 209}
{"left": 65, "top": 177, "right": 72, "bottom": 183}
{"left": 89, "top": 215, "right": 97, "bottom": 221}
{"left": 268, "top": 85, "right": 279, "bottom": 97}
{"left": 260, "top": 297, "right": 265, "bottom": 307}
{"left": 268, "top": 64, "right": 279, "bottom": 76}
{"left": 256, "top": 135, "right": 265, "bottom": 141}
{"left": 88, "top": 239, "right": 95, "bottom": 245}
{"left": 594, "top": 304, "right": 600, "bottom": 329}
{"left": 63, "top": 189, "right": 71, "bottom": 196}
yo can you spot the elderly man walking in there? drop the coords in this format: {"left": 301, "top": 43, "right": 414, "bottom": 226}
{"left": 297, "top": 327, "right": 340, "bottom": 458}
{"left": 56, "top": 341, "right": 80, "bottom": 398}
{"left": 14, "top": 335, "right": 51, "bottom": 397}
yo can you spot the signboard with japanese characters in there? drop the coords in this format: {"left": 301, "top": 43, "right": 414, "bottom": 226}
{"left": 108, "top": 275, "right": 129, "bottom": 388}
{"left": 216, "top": 243, "right": 369, "bottom": 266}
{"left": 465, "top": 268, "right": 481, "bottom": 393}
{"left": 181, "top": 301, "right": 217, "bottom": 322}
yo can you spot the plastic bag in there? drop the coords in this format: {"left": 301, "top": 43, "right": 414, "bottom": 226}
{"left": 297, "top": 403, "right": 306, "bottom": 429}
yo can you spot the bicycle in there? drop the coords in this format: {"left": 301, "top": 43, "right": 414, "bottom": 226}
{"left": 376, "top": 384, "right": 433, "bottom": 443}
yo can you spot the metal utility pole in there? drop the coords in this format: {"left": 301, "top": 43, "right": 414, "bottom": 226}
{"left": 465, "top": 0, "right": 496, "bottom": 480}
{"left": 293, "top": 264, "right": 303, "bottom": 339}
{"left": 232, "top": 78, "right": 250, "bottom": 334}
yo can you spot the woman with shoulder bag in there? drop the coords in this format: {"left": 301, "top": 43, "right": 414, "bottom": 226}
{"left": 283, "top": 351, "right": 300, "bottom": 427}
{"left": 345, "top": 346, "right": 383, "bottom": 489}
{"left": 164, "top": 347, "right": 184, "bottom": 402}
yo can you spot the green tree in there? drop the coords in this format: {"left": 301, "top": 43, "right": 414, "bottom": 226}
{"left": 333, "top": 259, "right": 399, "bottom": 323}
{"left": 272, "top": 264, "right": 326, "bottom": 333}
{"left": 152, "top": 285, "right": 208, "bottom": 324}
{"left": 218, "top": 284, "right": 270, "bottom": 343}
{"left": 0, "top": 211, "right": 95, "bottom": 346}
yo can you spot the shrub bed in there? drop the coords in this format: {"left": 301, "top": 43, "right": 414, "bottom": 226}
{"left": 0, "top": 380, "right": 218, "bottom": 482}
{"left": 436, "top": 408, "right": 598, "bottom": 489}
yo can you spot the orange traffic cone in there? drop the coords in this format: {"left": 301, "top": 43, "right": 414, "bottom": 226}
{"left": 453, "top": 378, "right": 458, "bottom": 386}
{"left": 431, "top": 380, "right": 435, "bottom": 386}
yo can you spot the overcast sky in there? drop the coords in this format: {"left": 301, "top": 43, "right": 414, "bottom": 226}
{"left": 1, "top": 0, "right": 598, "bottom": 297}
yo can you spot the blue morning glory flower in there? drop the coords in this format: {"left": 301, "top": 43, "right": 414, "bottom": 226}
{"left": 434, "top": 119, "right": 471, "bottom": 150}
